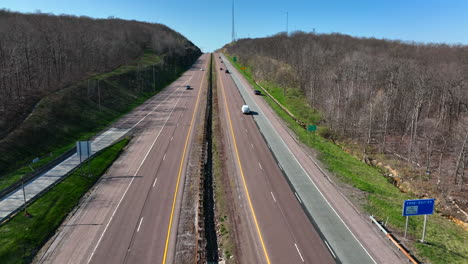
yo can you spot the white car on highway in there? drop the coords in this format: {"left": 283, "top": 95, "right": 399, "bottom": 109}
{"left": 241, "top": 105, "right": 250, "bottom": 114}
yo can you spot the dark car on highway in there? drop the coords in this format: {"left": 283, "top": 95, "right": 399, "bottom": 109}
{"left": 225, "top": 69, "right": 230, "bottom": 73}
{"left": 254, "top": 90, "right": 261, "bottom": 95}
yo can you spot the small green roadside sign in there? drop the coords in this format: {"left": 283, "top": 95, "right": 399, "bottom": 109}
{"left": 307, "top": 125, "right": 317, "bottom": 132}
{"left": 233, "top": 56, "right": 237, "bottom": 62}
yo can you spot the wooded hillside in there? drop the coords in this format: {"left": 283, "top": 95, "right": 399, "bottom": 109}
{"left": 0, "top": 10, "right": 200, "bottom": 177}
{"left": 224, "top": 32, "right": 468, "bottom": 221}
{"left": 0, "top": 9, "right": 200, "bottom": 139}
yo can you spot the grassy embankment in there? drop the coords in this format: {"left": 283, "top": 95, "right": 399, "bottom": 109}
{"left": 0, "top": 51, "right": 176, "bottom": 191}
{"left": 0, "top": 137, "right": 129, "bottom": 264}
{"left": 226, "top": 56, "right": 468, "bottom": 264}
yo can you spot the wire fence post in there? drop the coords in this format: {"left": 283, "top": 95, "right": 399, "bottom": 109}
{"left": 421, "top": 215, "right": 427, "bottom": 243}
{"left": 21, "top": 175, "right": 27, "bottom": 214}
{"left": 404, "top": 216, "right": 409, "bottom": 238}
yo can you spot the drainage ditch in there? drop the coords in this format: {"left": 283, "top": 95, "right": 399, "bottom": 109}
{"left": 198, "top": 53, "right": 218, "bottom": 263}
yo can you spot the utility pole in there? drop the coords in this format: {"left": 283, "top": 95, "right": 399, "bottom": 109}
{"left": 152, "top": 65, "right": 156, "bottom": 93}
{"left": 21, "top": 175, "right": 27, "bottom": 215}
{"left": 97, "top": 80, "right": 101, "bottom": 112}
{"left": 232, "top": 0, "right": 235, "bottom": 42}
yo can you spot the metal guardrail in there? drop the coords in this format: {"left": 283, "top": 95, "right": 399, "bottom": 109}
{"left": 226, "top": 56, "right": 308, "bottom": 130}
{"left": 254, "top": 81, "right": 307, "bottom": 130}
{"left": 0, "top": 136, "right": 128, "bottom": 226}
{"left": 0, "top": 150, "right": 82, "bottom": 226}
{"left": 0, "top": 148, "right": 77, "bottom": 200}
{"left": 369, "top": 215, "right": 420, "bottom": 264}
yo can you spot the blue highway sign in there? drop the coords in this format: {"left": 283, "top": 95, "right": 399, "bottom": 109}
{"left": 402, "top": 198, "right": 435, "bottom": 216}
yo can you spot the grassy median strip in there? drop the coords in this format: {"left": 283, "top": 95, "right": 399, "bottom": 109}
{"left": 0, "top": 137, "right": 129, "bottom": 264}
{"left": 226, "top": 55, "right": 468, "bottom": 264}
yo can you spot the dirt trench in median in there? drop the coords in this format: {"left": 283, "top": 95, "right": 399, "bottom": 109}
{"left": 175, "top": 54, "right": 263, "bottom": 264}
{"left": 174, "top": 53, "right": 219, "bottom": 263}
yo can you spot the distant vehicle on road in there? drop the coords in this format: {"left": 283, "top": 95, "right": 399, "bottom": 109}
{"left": 200, "top": 68, "right": 204, "bottom": 71}
{"left": 254, "top": 90, "right": 261, "bottom": 95}
{"left": 225, "top": 69, "right": 230, "bottom": 74}
{"left": 185, "top": 85, "right": 191, "bottom": 90}
{"left": 220, "top": 67, "right": 223, "bottom": 70}
{"left": 241, "top": 105, "right": 250, "bottom": 114}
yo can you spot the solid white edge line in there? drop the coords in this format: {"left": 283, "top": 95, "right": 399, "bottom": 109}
{"left": 162, "top": 59, "right": 207, "bottom": 263}
{"left": 294, "top": 192, "right": 302, "bottom": 204}
{"left": 86, "top": 73, "right": 193, "bottom": 264}
{"left": 152, "top": 177, "right": 158, "bottom": 188}
{"left": 324, "top": 240, "right": 337, "bottom": 259}
{"left": 223, "top": 54, "right": 377, "bottom": 264}
{"left": 294, "top": 243, "right": 305, "bottom": 262}
{"left": 270, "top": 192, "right": 276, "bottom": 202}
{"left": 137, "top": 217, "right": 144, "bottom": 232}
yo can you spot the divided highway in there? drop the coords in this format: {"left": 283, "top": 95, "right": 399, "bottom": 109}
{"left": 215, "top": 55, "right": 335, "bottom": 263}
{"left": 38, "top": 55, "right": 209, "bottom": 264}
{"left": 37, "top": 52, "right": 400, "bottom": 264}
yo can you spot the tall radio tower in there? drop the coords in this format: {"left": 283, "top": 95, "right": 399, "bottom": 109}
{"left": 231, "top": 0, "right": 235, "bottom": 42}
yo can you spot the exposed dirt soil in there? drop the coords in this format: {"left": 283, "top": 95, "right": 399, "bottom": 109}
{"left": 341, "top": 136, "right": 468, "bottom": 226}
{"left": 174, "top": 76, "right": 207, "bottom": 263}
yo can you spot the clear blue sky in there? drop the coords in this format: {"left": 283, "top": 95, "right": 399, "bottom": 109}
{"left": 2, "top": 0, "right": 467, "bottom": 52}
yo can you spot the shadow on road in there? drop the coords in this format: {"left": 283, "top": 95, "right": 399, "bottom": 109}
{"left": 64, "top": 223, "right": 102, "bottom": 227}
{"left": 102, "top": 175, "right": 143, "bottom": 180}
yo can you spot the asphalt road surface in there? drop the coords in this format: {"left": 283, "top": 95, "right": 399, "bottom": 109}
{"left": 37, "top": 54, "right": 209, "bottom": 264}
{"left": 215, "top": 55, "right": 335, "bottom": 264}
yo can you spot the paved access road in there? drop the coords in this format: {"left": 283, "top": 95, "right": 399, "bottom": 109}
{"left": 0, "top": 127, "right": 129, "bottom": 223}
{"left": 215, "top": 55, "right": 335, "bottom": 264}
{"left": 37, "top": 54, "right": 209, "bottom": 264}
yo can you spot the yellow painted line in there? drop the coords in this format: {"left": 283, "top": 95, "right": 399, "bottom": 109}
{"left": 162, "top": 58, "right": 207, "bottom": 264}
{"left": 218, "top": 62, "right": 271, "bottom": 264}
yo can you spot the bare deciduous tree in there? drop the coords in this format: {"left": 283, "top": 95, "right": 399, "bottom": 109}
{"left": 224, "top": 32, "right": 468, "bottom": 214}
